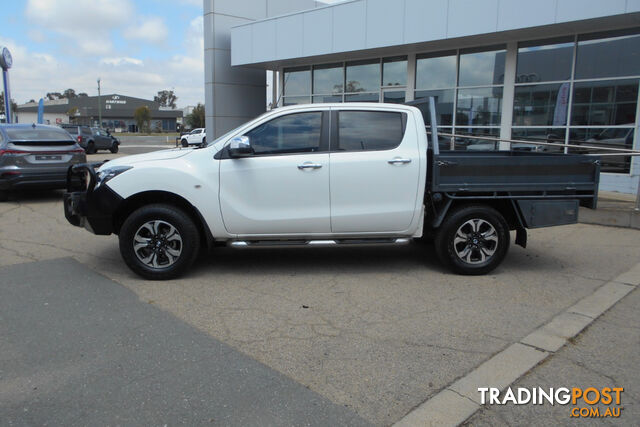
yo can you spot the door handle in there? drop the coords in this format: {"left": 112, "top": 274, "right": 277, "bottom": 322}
{"left": 297, "top": 162, "right": 323, "bottom": 170}
{"left": 388, "top": 158, "right": 412, "bottom": 164}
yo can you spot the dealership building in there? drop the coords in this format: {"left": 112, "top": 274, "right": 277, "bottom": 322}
{"left": 16, "top": 94, "right": 182, "bottom": 132}
{"left": 203, "top": 0, "right": 640, "bottom": 194}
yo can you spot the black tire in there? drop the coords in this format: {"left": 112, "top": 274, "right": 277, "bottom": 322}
{"left": 86, "top": 141, "right": 96, "bottom": 154}
{"left": 0, "top": 190, "right": 8, "bottom": 202}
{"left": 109, "top": 142, "right": 119, "bottom": 153}
{"left": 434, "top": 205, "right": 510, "bottom": 275}
{"left": 181, "top": 139, "right": 188, "bottom": 147}
{"left": 119, "top": 204, "right": 200, "bottom": 280}
{"left": 202, "top": 137, "right": 206, "bottom": 144}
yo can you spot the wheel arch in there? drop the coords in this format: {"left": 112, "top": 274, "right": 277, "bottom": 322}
{"left": 113, "top": 190, "right": 214, "bottom": 248}
{"left": 430, "top": 197, "right": 527, "bottom": 247}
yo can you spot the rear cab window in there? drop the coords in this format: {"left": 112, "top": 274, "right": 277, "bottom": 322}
{"left": 336, "top": 111, "right": 406, "bottom": 151}
{"left": 63, "top": 126, "right": 79, "bottom": 135}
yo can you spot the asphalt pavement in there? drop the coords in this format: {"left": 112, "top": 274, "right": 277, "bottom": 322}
{"left": 1, "top": 140, "right": 639, "bottom": 425}
{"left": 0, "top": 258, "right": 370, "bottom": 426}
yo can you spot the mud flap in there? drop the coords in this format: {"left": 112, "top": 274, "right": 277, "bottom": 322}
{"left": 515, "top": 227, "right": 527, "bottom": 248}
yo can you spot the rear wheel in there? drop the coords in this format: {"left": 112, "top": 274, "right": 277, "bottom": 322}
{"left": 109, "top": 142, "right": 119, "bottom": 153}
{"left": 119, "top": 204, "right": 200, "bottom": 280}
{"left": 86, "top": 141, "right": 96, "bottom": 154}
{"left": 434, "top": 205, "right": 510, "bottom": 275}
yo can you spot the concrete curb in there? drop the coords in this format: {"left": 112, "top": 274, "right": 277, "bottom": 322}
{"left": 393, "top": 262, "right": 640, "bottom": 427}
{"left": 579, "top": 206, "right": 640, "bottom": 230}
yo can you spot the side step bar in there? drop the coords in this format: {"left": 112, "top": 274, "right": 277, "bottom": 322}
{"left": 228, "top": 238, "right": 411, "bottom": 249}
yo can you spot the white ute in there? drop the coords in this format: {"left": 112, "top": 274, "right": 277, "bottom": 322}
{"left": 64, "top": 103, "right": 600, "bottom": 279}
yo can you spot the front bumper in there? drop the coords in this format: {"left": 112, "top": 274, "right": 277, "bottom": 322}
{"left": 0, "top": 168, "right": 83, "bottom": 191}
{"left": 63, "top": 163, "right": 123, "bottom": 235}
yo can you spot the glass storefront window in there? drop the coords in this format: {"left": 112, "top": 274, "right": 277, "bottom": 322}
{"left": 571, "top": 79, "right": 638, "bottom": 126}
{"left": 345, "top": 60, "right": 380, "bottom": 93}
{"left": 283, "top": 68, "right": 311, "bottom": 96}
{"left": 513, "top": 83, "right": 570, "bottom": 126}
{"left": 382, "top": 57, "right": 407, "bottom": 87}
{"left": 415, "top": 53, "right": 456, "bottom": 89}
{"left": 452, "top": 128, "right": 500, "bottom": 151}
{"left": 575, "top": 32, "right": 640, "bottom": 80}
{"left": 282, "top": 96, "right": 310, "bottom": 106}
{"left": 511, "top": 128, "right": 566, "bottom": 153}
{"left": 414, "top": 89, "right": 455, "bottom": 126}
{"left": 459, "top": 47, "right": 506, "bottom": 87}
{"left": 568, "top": 127, "right": 635, "bottom": 173}
{"left": 345, "top": 93, "right": 379, "bottom": 102}
{"left": 313, "top": 64, "right": 343, "bottom": 94}
{"left": 313, "top": 95, "right": 342, "bottom": 103}
{"left": 383, "top": 91, "right": 405, "bottom": 104}
{"left": 456, "top": 87, "right": 503, "bottom": 127}
{"left": 516, "top": 39, "right": 573, "bottom": 83}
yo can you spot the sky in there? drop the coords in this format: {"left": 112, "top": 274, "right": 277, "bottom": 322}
{"left": 1, "top": 0, "right": 204, "bottom": 108}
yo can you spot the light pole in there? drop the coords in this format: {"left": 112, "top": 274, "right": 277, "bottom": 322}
{"left": 1, "top": 46, "right": 13, "bottom": 123}
{"left": 97, "top": 77, "right": 102, "bottom": 128}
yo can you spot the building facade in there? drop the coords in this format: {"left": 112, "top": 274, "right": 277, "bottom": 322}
{"left": 16, "top": 94, "right": 182, "bottom": 132}
{"left": 222, "top": 0, "right": 640, "bottom": 194}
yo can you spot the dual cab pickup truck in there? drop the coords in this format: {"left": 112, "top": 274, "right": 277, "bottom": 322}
{"left": 64, "top": 103, "right": 600, "bottom": 280}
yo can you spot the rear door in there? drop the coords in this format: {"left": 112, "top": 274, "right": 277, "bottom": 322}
{"left": 329, "top": 108, "right": 421, "bottom": 233}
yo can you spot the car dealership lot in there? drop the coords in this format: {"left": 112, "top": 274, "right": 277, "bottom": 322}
{"left": 1, "top": 180, "right": 639, "bottom": 425}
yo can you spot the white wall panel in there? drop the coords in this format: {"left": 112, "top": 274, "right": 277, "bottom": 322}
{"left": 231, "top": 24, "right": 253, "bottom": 65}
{"left": 404, "top": 0, "right": 447, "bottom": 44}
{"left": 497, "top": 0, "right": 557, "bottom": 32}
{"left": 216, "top": 14, "right": 253, "bottom": 49}
{"left": 332, "top": 0, "right": 366, "bottom": 53}
{"left": 213, "top": 0, "right": 267, "bottom": 20}
{"left": 252, "top": 20, "right": 277, "bottom": 63}
{"left": 276, "top": 13, "right": 304, "bottom": 59}
{"left": 447, "top": 0, "right": 498, "bottom": 39}
{"left": 303, "top": 8, "right": 333, "bottom": 57}
{"left": 366, "top": 0, "right": 404, "bottom": 48}
{"left": 556, "top": 0, "right": 626, "bottom": 23}
{"left": 267, "top": 0, "right": 316, "bottom": 17}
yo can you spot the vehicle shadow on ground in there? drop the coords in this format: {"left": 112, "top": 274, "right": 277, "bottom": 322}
{"left": 2, "top": 189, "right": 65, "bottom": 204}
{"left": 193, "top": 242, "right": 448, "bottom": 277}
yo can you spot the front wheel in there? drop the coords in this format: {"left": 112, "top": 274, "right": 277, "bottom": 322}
{"left": 119, "top": 204, "right": 200, "bottom": 280}
{"left": 434, "top": 205, "right": 510, "bottom": 275}
{"left": 181, "top": 139, "right": 188, "bottom": 147}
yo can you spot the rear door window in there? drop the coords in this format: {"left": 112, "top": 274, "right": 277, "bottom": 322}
{"left": 337, "top": 111, "right": 405, "bottom": 151}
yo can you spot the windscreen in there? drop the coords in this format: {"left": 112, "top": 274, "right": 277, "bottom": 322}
{"left": 61, "top": 126, "right": 78, "bottom": 135}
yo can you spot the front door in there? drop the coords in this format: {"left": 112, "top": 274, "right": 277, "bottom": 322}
{"left": 219, "top": 110, "right": 331, "bottom": 236}
{"left": 329, "top": 109, "right": 420, "bottom": 233}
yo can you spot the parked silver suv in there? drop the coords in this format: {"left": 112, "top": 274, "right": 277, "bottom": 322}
{"left": 0, "top": 124, "right": 87, "bottom": 201}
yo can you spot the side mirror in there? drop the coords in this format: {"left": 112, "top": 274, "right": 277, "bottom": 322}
{"left": 228, "top": 136, "right": 253, "bottom": 157}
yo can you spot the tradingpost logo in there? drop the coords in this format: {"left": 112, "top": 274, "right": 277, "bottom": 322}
{"left": 478, "top": 387, "right": 624, "bottom": 418}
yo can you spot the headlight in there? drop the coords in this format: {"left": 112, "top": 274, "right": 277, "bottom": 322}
{"left": 96, "top": 165, "right": 132, "bottom": 187}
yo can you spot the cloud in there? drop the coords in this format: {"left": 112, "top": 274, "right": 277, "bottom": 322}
{"left": 100, "top": 57, "right": 144, "bottom": 66}
{"left": 123, "top": 17, "right": 169, "bottom": 45}
{"left": 26, "top": 0, "right": 134, "bottom": 55}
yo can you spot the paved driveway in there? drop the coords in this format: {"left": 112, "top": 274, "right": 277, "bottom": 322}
{"left": 1, "top": 187, "right": 639, "bottom": 425}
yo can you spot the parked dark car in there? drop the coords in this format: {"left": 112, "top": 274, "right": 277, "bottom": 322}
{"left": 0, "top": 124, "right": 86, "bottom": 201}
{"left": 60, "top": 124, "right": 119, "bottom": 154}
{"left": 91, "top": 127, "right": 119, "bottom": 154}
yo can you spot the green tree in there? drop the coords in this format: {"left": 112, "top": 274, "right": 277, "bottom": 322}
{"left": 77, "top": 92, "right": 88, "bottom": 97}
{"left": 186, "top": 103, "right": 205, "bottom": 129}
{"left": 67, "top": 106, "right": 78, "bottom": 123}
{"left": 63, "top": 88, "right": 77, "bottom": 99}
{"left": 133, "top": 106, "right": 151, "bottom": 133}
{"left": 154, "top": 90, "right": 178, "bottom": 109}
